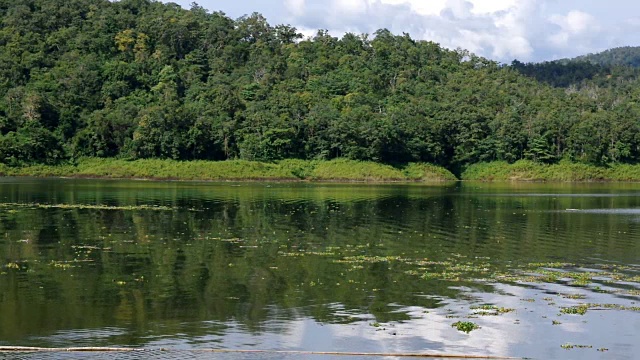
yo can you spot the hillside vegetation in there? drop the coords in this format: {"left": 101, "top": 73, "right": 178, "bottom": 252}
{"left": 2, "top": 0, "right": 640, "bottom": 179}
{"left": 573, "top": 46, "right": 640, "bottom": 68}
{"left": 509, "top": 46, "right": 640, "bottom": 88}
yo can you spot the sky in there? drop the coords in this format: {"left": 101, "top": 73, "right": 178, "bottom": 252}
{"left": 163, "top": 0, "right": 640, "bottom": 63}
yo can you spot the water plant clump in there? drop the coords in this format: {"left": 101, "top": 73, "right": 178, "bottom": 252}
{"left": 561, "top": 343, "right": 593, "bottom": 350}
{"left": 470, "top": 305, "right": 515, "bottom": 316}
{"left": 4, "top": 262, "right": 20, "bottom": 270}
{"left": 560, "top": 305, "right": 589, "bottom": 315}
{"left": 451, "top": 321, "right": 480, "bottom": 333}
{"left": 562, "top": 293, "right": 587, "bottom": 299}
{"left": 585, "top": 303, "right": 640, "bottom": 312}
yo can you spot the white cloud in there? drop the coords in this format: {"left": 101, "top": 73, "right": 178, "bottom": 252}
{"left": 547, "top": 11, "right": 601, "bottom": 54}
{"left": 378, "top": 0, "right": 447, "bottom": 16}
{"left": 334, "top": 0, "right": 368, "bottom": 14}
{"left": 284, "top": 0, "right": 305, "bottom": 16}
{"left": 443, "top": 0, "right": 474, "bottom": 19}
{"left": 550, "top": 10, "right": 596, "bottom": 35}
{"left": 467, "top": 0, "right": 518, "bottom": 14}
{"left": 377, "top": 0, "right": 518, "bottom": 16}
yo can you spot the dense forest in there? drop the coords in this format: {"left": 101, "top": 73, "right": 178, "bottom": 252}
{"left": 573, "top": 46, "right": 640, "bottom": 68}
{"left": 509, "top": 47, "right": 640, "bottom": 89}
{"left": 2, "top": 0, "right": 640, "bottom": 173}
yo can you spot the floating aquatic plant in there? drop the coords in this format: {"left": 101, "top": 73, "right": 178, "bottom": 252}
{"left": 470, "top": 305, "right": 515, "bottom": 316}
{"left": 451, "top": 321, "right": 479, "bottom": 333}
{"left": 560, "top": 305, "right": 589, "bottom": 315}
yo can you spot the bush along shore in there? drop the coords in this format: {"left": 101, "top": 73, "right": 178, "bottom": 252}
{"left": 6, "top": 158, "right": 640, "bottom": 182}
{"left": 462, "top": 160, "right": 640, "bottom": 182}
{"left": 0, "top": 158, "right": 457, "bottom": 183}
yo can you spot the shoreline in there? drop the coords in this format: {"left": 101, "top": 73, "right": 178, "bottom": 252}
{"left": 0, "top": 158, "right": 457, "bottom": 184}
{"left": 461, "top": 160, "right": 640, "bottom": 182}
{"left": 5, "top": 158, "right": 640, "bottom": 183}
{"left": 35, "top": 174, "right": 445, "bottom": 184}
{"left": 6, "top": 174, "right": 637, "bottom": 184}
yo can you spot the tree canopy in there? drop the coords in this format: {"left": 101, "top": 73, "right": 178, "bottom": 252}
{"left": 573, "top": 46, "right": 640, "bottom": 68}
{"left": 2, "top": 0, "right": 640, "bottom": 171}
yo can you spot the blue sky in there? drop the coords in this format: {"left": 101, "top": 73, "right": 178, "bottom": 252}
{"left": 163, "top": 0, "right": 640, "bottom": 62}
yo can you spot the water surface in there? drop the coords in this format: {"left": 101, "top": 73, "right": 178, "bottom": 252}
{"left": 0, "top": 179, "right": 638, "bottom": 359}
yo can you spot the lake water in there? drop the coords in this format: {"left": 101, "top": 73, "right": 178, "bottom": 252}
{"left": 0, "top": 178, "right": 638, "bottom": 359}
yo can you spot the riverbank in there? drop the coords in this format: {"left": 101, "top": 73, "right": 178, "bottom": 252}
{"left": 462, "top": 160, "right": 640, "bottom": 181}
{"left": 0, "top": 158, "right": 457, "bottom": 182}
{"left": 6, "top": 158, "right": 640, "bottom": 183}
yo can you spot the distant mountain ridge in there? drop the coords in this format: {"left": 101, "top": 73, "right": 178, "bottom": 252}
{"left": 510, "top": 46, "right": 640, "bottom": 88}
{"left": 568, "top": 46, "right": 640, "bottom": 68}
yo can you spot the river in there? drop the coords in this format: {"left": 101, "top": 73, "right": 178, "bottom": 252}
{"left": 0, "top": 178, "right": 638, "bottom": 359}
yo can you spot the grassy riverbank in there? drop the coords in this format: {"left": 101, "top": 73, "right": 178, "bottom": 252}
{"left": 462, "top": 160, "right": 640, "bottom": 181}
{"left": 0, "top": 158, "right": 457, "bottom": 182}
{"left": 7, "top": 158, "right": 640, "bottom": 182}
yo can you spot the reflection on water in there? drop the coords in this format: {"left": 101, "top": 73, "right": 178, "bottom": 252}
{"left": 0, "top": 178, "right": 639, "bottom": 359}
{"left": 566, "top": 208, "right": 640, "bottom": 214}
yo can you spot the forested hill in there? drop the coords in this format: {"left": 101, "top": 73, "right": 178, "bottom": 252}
{"left": 509, "top": 59, "right": 611, "bottom": 88}
{"left": 1, "top": 0, "right": 640, "bottom": 172}
{"left": 510, "top": 46, "right": 640, "bottom": 88}
{"left": 573, "top": 46, "right": 640, "bottom": 68}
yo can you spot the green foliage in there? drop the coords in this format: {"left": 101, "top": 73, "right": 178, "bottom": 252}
{"left": 310, "top": 159, "right": 406, "bottom": 181}
{"left": 560, "top": 305, "right": 589, "bottom": 315}
{"left": 573, "top": 46, "right": 640, "bottom": 68}
{"left": 460, "top": 160, "right": 640, "bottom": 181}
{"left": 277, "top": 159, "right": 318, "bottom": 179}
{"left": 71, "top": 158, "right": 297, "bottom": 180}
{"left": 510, "top": 59, "right": 609, "bottom": 88}
{"left": 402, "top": 163, "right": 457, "bottom": 181}
{"left": 451, "top": 321, "right": 479, "bottom": 333}
{"left": 0, "top": 122, "right": 64, "bottom": 165}
{"left": 1, "top": 0, "right": 640, "bottom": 173}
{"left": 0, "top": 157, "right": 456, "bottom": 182}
